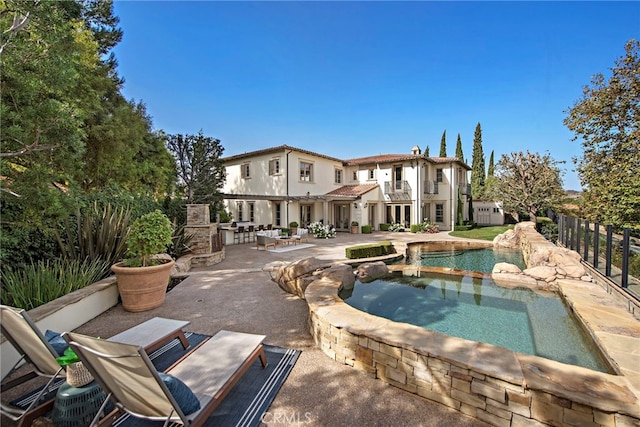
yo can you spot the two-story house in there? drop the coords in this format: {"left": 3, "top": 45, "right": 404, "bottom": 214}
{"left": 221, "top": 144, "right": 470, "bottom": 232}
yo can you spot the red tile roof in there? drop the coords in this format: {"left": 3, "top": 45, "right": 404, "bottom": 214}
{"left": 222, "top": 144, "right": 343, "bottom": 163}
{"left": 324, "top": 183, "right": 379, "bottom": 198}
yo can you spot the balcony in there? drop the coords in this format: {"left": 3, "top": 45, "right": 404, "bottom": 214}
{"left": 384, "top": 180, "right": 412, "bottom": 201}
{"left": 423, "top": 181, "right": 438, "bottom": 195}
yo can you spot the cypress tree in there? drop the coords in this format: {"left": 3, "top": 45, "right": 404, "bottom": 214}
{"left": 424, "top": 145, "right": 430, "bottom": 157}
{"left": 487, "top": 150, "right": 495, "bottom": 176}
{"left": 455, "top": 133, "right": 464, "bottom": 161}
{"left": 439, "top": 130, "right": 447, "bottom": 157}
{"left": 471, "top": 123, "right": 486, "bottom": 198}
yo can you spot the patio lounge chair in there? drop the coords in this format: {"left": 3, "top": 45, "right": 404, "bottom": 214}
{"left": 292, "top": 228, "right": 310, "bottom": 243}
{"left": 63, "top": 329, "right": 267, "bottom": 426}
{"left": 256, "top": 234, "right": 277, "bottom": 250}
{"left": 0, "top": 305, "right": 66, "bottom": 424}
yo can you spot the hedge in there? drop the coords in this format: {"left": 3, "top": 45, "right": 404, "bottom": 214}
{"left": 361, "top": 225, "right": 373, "bottom": 234}
{"left": 454, "top": 224, "right": 475, "bottom": 231}
{"left": 379, "top": 223, "right": 390, "bottom": 231}
{"left": 345, "top": 241, "right": 395, "bottom": 259}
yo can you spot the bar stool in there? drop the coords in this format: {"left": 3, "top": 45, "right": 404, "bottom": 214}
{"left": 247, "top": 225, "right": 255, "bottom": 242}
{"left": 267, "top": 224, "right": 273, "bottom": 230}
{"left": 258, "top": 224, "right": 265, "bottom": 231}
{"left": 234, "top": 226, "right": 245, "bottom": 244}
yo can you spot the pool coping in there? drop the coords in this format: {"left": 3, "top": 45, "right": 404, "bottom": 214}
{"left": 305, "top": 226, "right": 640, "bottom": 426}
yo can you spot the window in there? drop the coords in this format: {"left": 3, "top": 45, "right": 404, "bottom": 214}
{"left": 237, "top": 202, "right": 244, "bottom": 221}
{"left": 269, "top": 158, "right": 280, "bottom": 175}
{"left": 300, "top": 161, "right": 313, "bottom": 182}
{"left": 368, "top": 169, "right": 375, "bottom": 180}
{"left": 241, "top": 163, "right": 251, "bottom": 179}
{"left": 274, "top": 202, "right": 281, "bottom": 226}
{"left": 493, "top": 207, "right": 501, "bottom": 213}
{"left": 436, "top": 169, "right": 443, "bottom": 183}
{"left": 249, "top": 202, "right": 255, "bottom": 222}
{"left": 436, "top": 204, "right": 444, "bottom": 222}
{"left": 353, "top": 171, "right": 358, "bottom": 181}
{"left": 335, "top": 169, "right": 343, "bottom": 184}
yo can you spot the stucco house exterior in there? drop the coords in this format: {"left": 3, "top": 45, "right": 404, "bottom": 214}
{"left": 221, "top": 144, "right": 471, "bottom": 232}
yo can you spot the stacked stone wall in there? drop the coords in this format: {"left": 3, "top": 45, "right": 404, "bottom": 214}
{"left": 306, "top": 266, "right": 640, "bottom": 427}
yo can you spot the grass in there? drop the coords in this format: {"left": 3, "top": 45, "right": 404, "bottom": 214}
{"left": 449, "top": 225, "right": 514, "bottom": 241}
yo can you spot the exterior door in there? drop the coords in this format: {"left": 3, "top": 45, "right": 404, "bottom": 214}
{"left": 334, "top": 204, "right": 350, "bottom": 231}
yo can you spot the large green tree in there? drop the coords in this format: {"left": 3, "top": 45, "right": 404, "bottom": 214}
{"left": 439, "top": 130, "right": 447, "bottom": 157}
{"left": 471, "top": 122, "right": 486, "bottom": 198}
{"left": 491, "top": 151, "right": 565, "bottom": 223}
{"left": 166, "top": 131, "right": 226, "bottom": 204}
{"left": 564, "top": 39, "right": 640, "bottom": 231}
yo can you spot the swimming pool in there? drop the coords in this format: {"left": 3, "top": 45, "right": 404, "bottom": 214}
{"left": 342, "top": 270, "right": 611, "bottom": 372}
{"left": 405, "top": 242, "right": 526, "bottom": 273}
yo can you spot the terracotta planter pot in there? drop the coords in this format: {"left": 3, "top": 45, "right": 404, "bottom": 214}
{"left": 111, "top": 260, "right": 175, "bottom": 312}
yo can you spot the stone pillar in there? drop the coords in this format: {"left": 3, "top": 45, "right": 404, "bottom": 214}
{"left": 185, "top": 204, "right": 218, "bottom": 255}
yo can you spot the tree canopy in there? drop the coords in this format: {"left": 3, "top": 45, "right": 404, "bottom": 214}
{"left": 439, "top": 130, "right": 447, "bottom": 157}
{"left": 455, "top": 133, "right": 464, "bottom": 161}
{"left": 166, "top": 131, "right": 226, "bottom": 204}
{"left": 490, "top": 151, "right": 565, "bottom": 223}
{"left": 564, "top": 39, "right": 640, "bottom": 231}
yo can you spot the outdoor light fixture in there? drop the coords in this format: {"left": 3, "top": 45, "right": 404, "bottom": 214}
{"left": 354, "top": 202, "right": 358, "bottom": 208}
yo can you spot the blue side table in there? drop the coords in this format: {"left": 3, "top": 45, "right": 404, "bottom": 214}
{"left": 52, "top": 381, "right": 109, "bottom": 427}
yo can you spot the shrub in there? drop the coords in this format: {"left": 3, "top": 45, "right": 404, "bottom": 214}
{"left": 125, "top": 210, "right": 174, "bottom": 267}
{"left": 410, "top": 221, "right": 439, "bottom": 233}
{"left": 289, "top": 221, "right": 299, "bottom": 228}
{"left": 361, "top": 225, "right": 373, "bottom": 234}
{"left": 388, "top": 223, "right": 405, "bottom": 232}
{"left": 308, "top": 222, "right": 336, "bottom": 238}
{"left": 56, "top": 202, "right": 131, "bottom": 279}
{"left": 345, "top": 242, "right": 396, "bottom": 259}
{"left": 167, "top": 222, "right": 195, "bottom": 259}
{"left": 1, "top": 259, "right": 108, "bottom": 310}
{"left": 379, "top": 223, "right": 390, "bottom": 231}
{"left": 351, "top": 221, "right": 359, "bottom": 226}
{"left": 454, "top": 224, "right": 475, "bottom": 232}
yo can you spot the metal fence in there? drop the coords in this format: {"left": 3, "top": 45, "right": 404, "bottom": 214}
{"left": 557, "top": 215, "right": 639, "bottom": 301}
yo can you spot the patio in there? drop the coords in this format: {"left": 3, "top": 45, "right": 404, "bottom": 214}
{"left": 5, "top": 229, "right": 638, "bottom": 426}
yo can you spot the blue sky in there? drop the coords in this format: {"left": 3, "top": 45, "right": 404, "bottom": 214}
{"left": 112, "top": 1, "right": 639, "bottom": 191}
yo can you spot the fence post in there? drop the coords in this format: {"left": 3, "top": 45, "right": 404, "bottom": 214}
{"left": 605, "top": 225, "right": 613, "bottom": 277}
{"left": 584, "top": 220, "right": 590, "bottom": 262}
{"left": 593, "top": 222, "right": 600, "bottom": 269}
{"left": 577, "top": 219, "right": 582, "bottom": 255}
{"left": 622, "top": 229, "right": 630, "bottom": 288}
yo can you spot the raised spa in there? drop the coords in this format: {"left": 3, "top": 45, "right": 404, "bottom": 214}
{"left": 405, "top": 242, "right": 526, "bottom": 273}
{"left": 342, "top": 270, "right": 612, "bottom": 373}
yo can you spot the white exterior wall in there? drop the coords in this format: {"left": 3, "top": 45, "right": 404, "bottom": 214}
{"left": 474, "top": 200, "right": 505, "bottom": 226}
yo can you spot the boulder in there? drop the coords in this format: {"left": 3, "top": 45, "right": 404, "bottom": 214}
{"left": 493, "top": 229, "right": 519, "bottom": 248}
{"left": 321, "top": 264, "right": 355, "bottom": 290}
{"left": 492, "top": 262, "right": 522, "bottom": 274}
{"left": 274, "top": 257, "right": 328, "bottom": 298}
{"left": 356, "top": 262, "right": 389, "bottom": 283}
{"left": 524, "top": 266, "right": 558, "bottom": 281}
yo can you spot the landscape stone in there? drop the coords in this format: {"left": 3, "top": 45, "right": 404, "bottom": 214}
{"left": 356, "top": 261, "right": 390, "bottom": 283}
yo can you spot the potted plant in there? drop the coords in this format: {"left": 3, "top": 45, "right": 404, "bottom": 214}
{"left": 351, "top": 221, "right": 359, "bottom": 234}
{"left": 289, "top": 221, "right": 298, "bottom": 235}
{"left": 111, "top": 210, "right": 175, "bottom": 312}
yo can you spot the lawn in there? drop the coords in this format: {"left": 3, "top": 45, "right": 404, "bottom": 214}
{"left": 449, "top": 225, "right": 514, "bottom": 241}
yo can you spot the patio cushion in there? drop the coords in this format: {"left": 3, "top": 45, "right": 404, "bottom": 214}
{"left": 45, "top": 330, "right": 68, "bottom": 356}
{"left": 158, "top": 372, "right": 201, "bottom": 415}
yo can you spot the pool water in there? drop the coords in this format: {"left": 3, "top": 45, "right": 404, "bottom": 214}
{"left": 406, "top": 246, "right": 526, "bottom": 273}
{"left": 342, "top": 271, "right": 611, "bottom": 372}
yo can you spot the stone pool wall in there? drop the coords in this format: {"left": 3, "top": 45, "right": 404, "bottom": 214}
{"left": 306, "top": 274, "right": 640, "bottom": 427}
